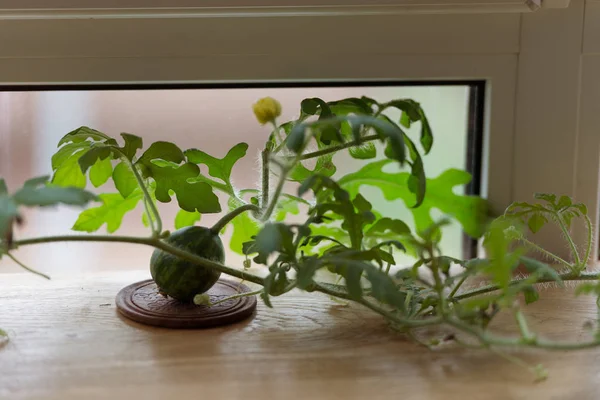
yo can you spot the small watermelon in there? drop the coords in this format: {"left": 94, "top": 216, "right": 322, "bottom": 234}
{"left": 150, "top": 226, "right": 224, "bottom": 302}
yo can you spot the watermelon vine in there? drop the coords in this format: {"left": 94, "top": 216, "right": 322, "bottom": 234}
{"left": 1, "top": 95, "right": 599, "bottom": 381}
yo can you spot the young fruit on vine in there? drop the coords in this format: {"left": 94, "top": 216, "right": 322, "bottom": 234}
{"left": 150, "top": 226, "right": 224, "bottom": 302}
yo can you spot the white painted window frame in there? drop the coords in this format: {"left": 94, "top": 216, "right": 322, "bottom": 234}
{"left": 1, "top": 0, "right": 597, "bottom": 264}
{"left": 0, "top": 0, "right": 568, "bottom": 17}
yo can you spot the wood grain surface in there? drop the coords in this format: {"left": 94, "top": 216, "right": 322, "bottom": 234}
{"left": 1, "top": 270, "right": 599, "bottom": 400}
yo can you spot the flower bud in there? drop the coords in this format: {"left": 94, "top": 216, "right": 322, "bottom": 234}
{"left": 252, "top": 97, "right": 282, "bottom": 125}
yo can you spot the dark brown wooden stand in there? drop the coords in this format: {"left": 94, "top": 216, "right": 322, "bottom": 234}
{"left": 115, "top": 279, "right": 257, "bottom": 329}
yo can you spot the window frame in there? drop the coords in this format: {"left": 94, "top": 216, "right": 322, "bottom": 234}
{"left": 0, "top": 0, "right": 566, "bottom": 16}
{"left": 0, "top": 1, "right": 597, "bottom": 264}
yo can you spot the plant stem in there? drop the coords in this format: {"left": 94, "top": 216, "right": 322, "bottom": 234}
{"left": 186, "top": 174, "right": 250, "bottom": 208}
{"left": 520, "top": 237, "right": 573, "bottom": 270}
{"left": 191, "top": 174, "right": 230, "bottom": 194}
{"left": 6, "top": 253, "right": 50, "bottom": 280}
{"left": 261, "top": 177, "right": 286, "bottom": 222}
{"left": 14, "top": 235, "right": 265, "bottom": 286}
{"left": 447, "top": 316, "right": 600, "bottom": 350}
{"left": 152, "top": 240, "right": 266, "bottom": 286}
{"left": 299, "top": 134, "right": 379, "bottom": 161}
{"left": 427, "top": 246, "right": 449, "bottom": 316}
{"left": 454, "top": 271, "right": 600, "bottom": 301}
{"left": 514, "top": 309, "right": 536, "bottom": 343}
{"left": 260, "top": 120, "right": 320, "bottom": 221}
{"left": 448, "top": 275, "right": 469, "bottom": 299}
{"left": 443, "top": 317, "right": 489, "bottom": 344}
{"left": 581, "top": 215, "right": 594, "bottom": 272}
{"left": 361, "top": 298, "right": 443, "bottom": 328}
{"left": 487, "top": 346, "right": 544, "bottom": 381}
{"left": 142, "top": 196, "right": 156, "bottom": 233}
{"left": 126, "top": 159, "right": 162, "bottom": 236}
{"left": 260, "top": 152, "right": 293, "bottom": 222}
{"left": 555, "top": 211, "right": 582, "bottom": 269}
{"left": 260, "top": 121, "right": 377, "bottom": 221}
{"left": 260, "top": 148, "right": 270, "bottom": 214}
{"left": 283, "top": 280, "right": 298, "bottom": 293}
{"left": 405, "top": 329, "right": 435, "bottom": 349}
{"left": 272, "top": 120, "right": 284, "bottom": 143}
{"left": 11, "top": 234, "right": 600, "bottom": 352}
{"left": 312, "top": 281, "right": 441, "bottom": 328}
{"left": 404, "top": 291, "right": 413, "bottom": 316}
{"left": 138, "top": 182, "right": 155, "bottom": 233}
{"left": 208, "top": 289, "right": 264, "bottom": 307}
{"left": 210, "top": 204, "right": 260, "bottom": 234}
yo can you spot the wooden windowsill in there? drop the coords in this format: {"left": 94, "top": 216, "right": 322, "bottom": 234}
{"left": 0, "top": 269, "right": 597, "bottom": 399}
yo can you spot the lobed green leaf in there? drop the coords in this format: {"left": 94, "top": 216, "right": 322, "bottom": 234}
{"left": 174, "top": 209, "right": 201, "bottom": 229}
{"left": 557, "top": 195, "right": 572, "bottom": 210}
{"left": 58, "top": 126, "right": 115, "bottom": 147}
{"left": 52, "top": 142, "right": 91, "bottom": 171}
{"left": 349, "top": 142, "right": 377, "bottom": 160}
{"left": 72, "top": 192, "right": 142, "bottom": 233}
{"left": 137, "top": 141, "right": 185, "bottom": 167}
{"left": 228, "top": 197, "right": 260, "bottom": 255}
{"left": 112, "top": 162, "right": 138, "bottom": 198}
{"left": 89, "top": 157, "right": 113, "bottom": 188}
{"left": 118, "top": 133, "right": 143, "bottom": 161}
{"left": 527, "top": 213, "right": 548, "bottom": 234}
{"left": 0, "top": 195, "right": 18, "bottom": 239}
{"left": 13, "top": 180, "right": 97, "bottom": 207}
{"left": 184, "top": 142, "right": 248, "bottom": 185}
{"left": 339, "top": 160, "right": 489, "bottom": 239}
{"left": 52, "top": 152, "right": 87, "bottom": 188}
{"left": 78, "top": 145, "right": 114, "bottom": 174}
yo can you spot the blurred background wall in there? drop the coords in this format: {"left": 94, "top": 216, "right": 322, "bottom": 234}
{"left": 0, "top": 86, "right": 469, "bottom": 276}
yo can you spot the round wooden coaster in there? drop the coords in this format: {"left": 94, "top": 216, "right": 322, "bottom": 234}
{"left": 115, "top": 279, "right": 257, "bottom": 329}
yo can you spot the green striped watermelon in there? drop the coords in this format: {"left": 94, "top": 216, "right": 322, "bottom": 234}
{"left": 150, "top": 226, "right": 224, "bottom": 302}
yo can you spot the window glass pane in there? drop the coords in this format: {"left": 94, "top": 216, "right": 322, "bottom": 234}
{"left": 0, "top": 85, "right": 475, "bottom": 275}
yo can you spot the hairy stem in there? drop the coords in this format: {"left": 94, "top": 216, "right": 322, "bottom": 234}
{"left": 11, "top": 234, "right": 600, "bottom": 353}
{"left": 206, "top": 289, "right": 264, "bottom": 307}
{"left": 448, "top": 275, "right": 469, "bottom": 299}
{"left": 299, "top": 134, "right": 379, "bottom": 161}
{"left": 454, "top": 271, "right": 600, "bottom": 301}
{"left": 447, "top": 316, "right": 600, "bottom": 350}
{"left": 555, "top": 211, "right": 582, "bottom": 269}
{"left": 191, "top": 174, "right": 230, "bottom": 194}
{"left": 361, "top": 298, "right": 443, "bottom": 328}
{"left": 6, "top": 253, "right": 50, "bottom": 280}
{"left": 313, "top": 281, "right": 441, "bottom": 328}
{"left": 514, "top": 309, "right": 536, "bottom": 343}
{"left": 272, "top": 120, "right": 284, "bottom": 143}
{"left": 520, "top": 237, "right": 572, "bottom": 270}
{"left": 126, "top": 159, "right": 162, "bottom": 236}
{"left": 427, "top": 246, "right": 448, "bottom": 316}
{"left": 192, "top": 174, "right": 247, "bottom": 206}
{"left": 260, "top": 152, "right": 294, "bottom": 222}
{"left": 260, "top": 148, "right": 270, "bottom": 214}
{"left": 261, "top": 176, "right": 286, "bottom": 222}
{"left": 14, "top": 235, "right": 265, "bottom": 286}
{"left": 137, "top": 239, "right": 265, "bottom": 285}
{"left": 581, "top": 215, "right": 594, "bottom": 272}
{"left": 137, "top": 178, "right": 155, "bottom": 232}
{"left": 142, "top": 196, "right": 156, "bottom": 232}
{"left": 210, "top": 204, "right": 260, "bottom": 234}
{"left": 487, "top": 347, "right": 546, "bottom": 381}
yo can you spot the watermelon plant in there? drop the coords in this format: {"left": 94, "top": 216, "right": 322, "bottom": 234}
{"left": 1, "top": 94, "right": 599, "bottom": 381}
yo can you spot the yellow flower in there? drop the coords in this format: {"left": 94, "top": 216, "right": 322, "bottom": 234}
{"left": 252, "top": 97, "right": 282, "bottom": 125}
